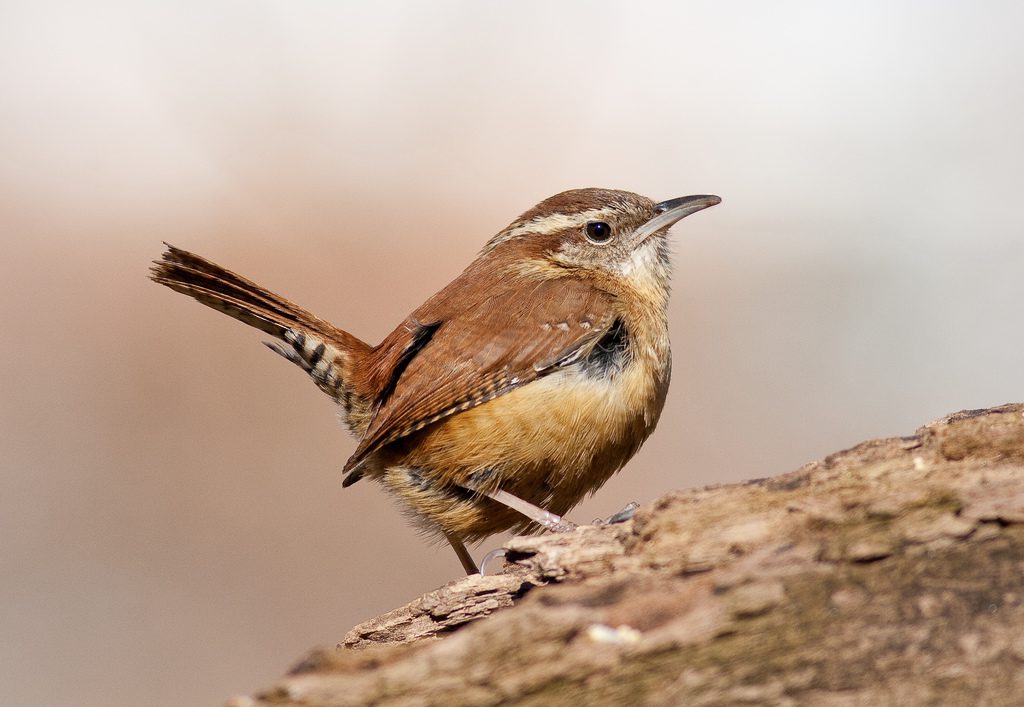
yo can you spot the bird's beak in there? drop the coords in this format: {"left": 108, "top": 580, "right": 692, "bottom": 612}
{"left": 631, "top": 194, "right": 721, "bottom": 246}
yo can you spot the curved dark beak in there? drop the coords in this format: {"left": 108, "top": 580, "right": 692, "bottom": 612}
{"left": 632, "top": 194, "right": 721, "bottom": 245}
{"left": 654, "top": 194, "right": 721, "bottom": 216}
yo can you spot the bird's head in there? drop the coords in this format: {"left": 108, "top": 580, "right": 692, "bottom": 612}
{"left": 484, "top": 187, "right": 720, "bottom": 303}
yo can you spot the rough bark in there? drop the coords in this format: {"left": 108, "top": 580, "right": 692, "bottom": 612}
{"left": 228, "top": 404, "right": 1024, "bottom": 707}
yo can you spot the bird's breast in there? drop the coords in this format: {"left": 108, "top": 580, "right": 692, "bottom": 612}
{"left": 398, "top": 328, "right": 671, "bottom": 508}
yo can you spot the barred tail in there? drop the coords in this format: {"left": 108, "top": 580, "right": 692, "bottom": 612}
{"left": 150, "top": 244, "right": 371, "bottom": 428}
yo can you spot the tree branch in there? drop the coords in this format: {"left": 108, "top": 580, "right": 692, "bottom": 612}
{"left": 229, "top": 404, "right": 1024, "bottom": 706}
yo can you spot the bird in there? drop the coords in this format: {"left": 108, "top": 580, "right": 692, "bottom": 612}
{"left": 150, "top": 187, "right": 720, "bottom": 574}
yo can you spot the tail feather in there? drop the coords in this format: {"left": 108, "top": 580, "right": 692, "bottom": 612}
{"left": 151, "top": 244, "right": 335, "bottom": 338}
{"left": 150, "top": 244, "right": 372, "bottom": 430}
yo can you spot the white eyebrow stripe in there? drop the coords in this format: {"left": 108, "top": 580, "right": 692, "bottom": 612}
{"left": 483, "top": 207, "right": 619, "bottom": 251}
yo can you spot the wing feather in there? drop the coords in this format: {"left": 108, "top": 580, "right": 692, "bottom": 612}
{"left": 343, "top": 272, "right": 615, "bottom": 476}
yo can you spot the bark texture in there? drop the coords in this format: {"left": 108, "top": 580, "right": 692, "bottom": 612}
{"left": 228, "top": 404, "right": 1024, "bottom": 706}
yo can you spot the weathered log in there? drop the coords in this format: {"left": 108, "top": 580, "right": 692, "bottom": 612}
{"left": 229, "top": 404, "right": 1024, "bottom": 706}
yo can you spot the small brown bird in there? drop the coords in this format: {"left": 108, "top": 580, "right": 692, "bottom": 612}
{"left": 151, "top": 188, "right": 719, "bottom": 573}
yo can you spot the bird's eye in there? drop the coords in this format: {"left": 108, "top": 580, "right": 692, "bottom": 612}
{"left": 584, "top": 221, "right": 612, "bottom": 244}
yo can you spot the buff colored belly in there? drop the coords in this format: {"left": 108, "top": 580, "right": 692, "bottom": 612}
{"left": 382, "top": 357, "right": 669, "bottom": 540}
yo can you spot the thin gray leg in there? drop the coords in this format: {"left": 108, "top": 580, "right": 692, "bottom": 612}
{"left": 477, "top": 488, "right": 578, "bottom": 533}
{"left": 445, "top": 485, "right": 577, "bottom": 576}
{"left": 443, "top": 530, "right": 479, "bottom": 575}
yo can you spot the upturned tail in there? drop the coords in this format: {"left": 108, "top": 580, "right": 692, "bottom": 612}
{"left": 150, "top": 244, "right": 372, "bottom": 432}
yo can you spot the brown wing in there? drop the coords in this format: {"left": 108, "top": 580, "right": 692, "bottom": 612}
{"left": 342, "top": 271, "right": 616, "bottom": 477}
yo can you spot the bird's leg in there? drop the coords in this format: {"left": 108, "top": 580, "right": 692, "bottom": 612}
{"left": 440, "top": 472, "right": 578, "bottom": 574}
{"left": 442, "top": 494, "right": 635, "bottom": 576}
{"left": 475, "top": 487, "right": 578, "bottom": 533}
{"left": 592, "top": 501, "right": 640, "bottom": 526}
{"left": 447, "top": 482, "right": 578, "bottom": 576}
{"left": 443, "top": 529, "right": 479, "bottom": 575}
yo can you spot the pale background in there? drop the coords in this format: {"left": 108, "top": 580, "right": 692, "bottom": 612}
{"left": 2, "top": 2, "right": 1022, "bottom": 705}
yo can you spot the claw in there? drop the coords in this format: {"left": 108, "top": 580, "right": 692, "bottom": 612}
{"left": 548, "top": 518, "right": 578, "bottom": 533}
{"left": 593, "top": 501, "right": 639, "bottom": 526}
{"left": 480, "top": 548, "right": 508, "bottom": 576}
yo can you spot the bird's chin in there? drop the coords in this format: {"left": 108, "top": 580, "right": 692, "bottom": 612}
{"left": 650, "top": 232, "right": 673, "bottom": 266}
{"left": 643, "top": 230, "right": 673, "bottom": 262}
{"left": 621, "top": 235, "right": 672, "bottom": 285}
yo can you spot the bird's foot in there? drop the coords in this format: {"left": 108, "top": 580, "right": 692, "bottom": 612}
{"left": 592, "top": 501, "right": 639, "bottom": 526}
{"left": 546, "top": 517, "right": 579, "bottom": 533}
{"left": 475, "top": 487, "right": 578, "bottom": 533}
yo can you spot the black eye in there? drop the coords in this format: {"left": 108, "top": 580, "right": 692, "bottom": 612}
{"left": 585, "top": 221, "right": 612, "bottom": 244}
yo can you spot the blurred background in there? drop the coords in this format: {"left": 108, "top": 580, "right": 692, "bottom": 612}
{"left": 2, "top": 2, "right": 1022, "bottom": 705}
